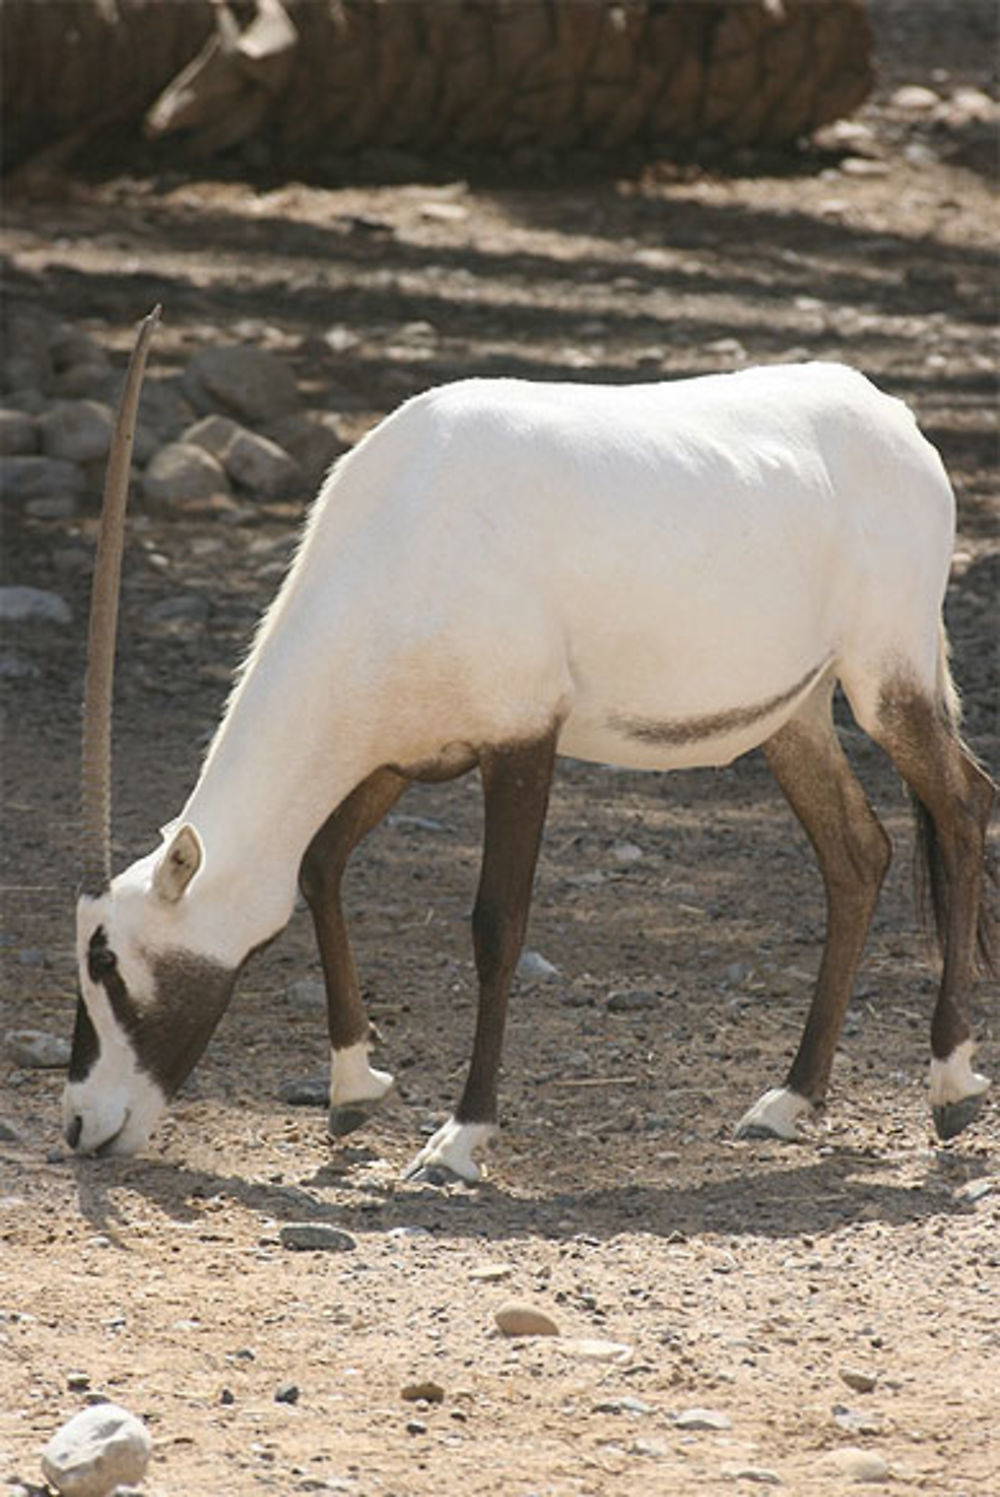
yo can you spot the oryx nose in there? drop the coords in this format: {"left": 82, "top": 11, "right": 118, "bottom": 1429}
{"left": 65, "top": 1115, "right": 83, "bottom": 1150}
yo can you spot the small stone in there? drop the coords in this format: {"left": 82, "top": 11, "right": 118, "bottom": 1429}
{"left": 143, "top": 594, "right": 209, "bottom": 626}
{"left": 468, "top": 1262, "right": 512, "bottom": 1283}
{"left": 401, "top": 1380, "right": 445, "bottom": 1404}
{"left": 6, "top": 1029, "right": 71, "bottom": 1069}
{"left": 593, "top": 1396, "right": 653, "bottom": 1416}
{"left": 275, "top": 1382, "right": 300, "bottom": 1404}
{"left": 674, "top": 1406, "right": 732, "bottom": 1431}
{"left": 494, "top": 1303, "right": 560, "bottom": 1338}
{"left": 41, "top": 1401, "right": 152, "bottom": 1496}
{"left": 606, "top": 988, "right": 660, "bottom": 1013}
{"left": 278, "top": 1075, "right": 329, "bottom": 1107}
{"left": 279, "top": 1223, "right": 357, "bottom": 1253}
{"left": 286, "top": 978, "right": 327, "bottom": 1010}
{"left": 833, "top": 1404, "right": 882, "bottom": 1436}
{"left": 66, "top": 1373, "right": 91, "bottom": 1392}
{"left": 0, "top": 586, "right": 72, "bottom": 625}
{"left": 839, "top": 1365, "right": 878, "bottom": 1394}
{"left": 405, "top": 1419, "right": 427, "bottom": 1436}
{"left": 610, "top": 839, "right": 643, "bottom": 864}
{"left": 722, "top": 1467, "right": 781, "bottom": 1485}
{"left": 182, "top": 413, "right": 242, "bottom": 458}
{"left": 890, "top": 84, "right": 940, "bottom": 112}
{"left": 516, "top": 950, "right": 560, "bottom": 983}
{"left": 559, "top": 1337, "right": 633, "bottom": 1364}
{"left": 819, "top": 1447, "right": 889, "bottom": 1483}
{"left": 0, "top": 1118, "right": 23, "bottom": 1143}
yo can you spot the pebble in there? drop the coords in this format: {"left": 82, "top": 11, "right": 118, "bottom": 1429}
{"left": 890, "top": 84, "right": 940, "bottom": 113}
{"left": 493, "top": 1302, "right": 560, "bottom": 1338}
{"left": 592, "top": 1396, "right": 653, "bottom": 1416}
{"left": 468, "top": 1262, "right": 512, "bottom": 1283}
{"left": 818, "top": 1446, "right": 889, "bottom": 1483}
{"left": 41, "top": 1402, "right": 152, "bottom": 1497}
{"left": 278, "top": 1075, "right": 329, "bottom": 1107}
{"left": 721, "top": 1467, "right": 781, "bottom": 1486}
{"left": 839, "top": 1365, "right": 878, "bottom": 1394}
{"left": 606, "top": 987, "right": 660, "bottom": 1013}
{"left": 275, "top": 1382, "right": 300, "bottom": 1404}
{"left": 516, "top": 949, "right": 560, "bottom": 982}
{"left": 673, "top": 1406, "right": 732, "bottom": 1431}
{"left": 558, "top": 1337, "right": 633, "bottom": 1364}
{"left": 0, "top": 585, "right": 71, "bottom": 624}
{"left": 6, "top": 1028, "right": 71, "bottom": 1069}
{"left": 286, "top": 978, "right": 327, "bottom": 1010}
{"left": 279, "top": 1222, "right": 357, "bottom": 1253}
{"left": 401, "top": 1380, "right": 445, "bottom": 1404}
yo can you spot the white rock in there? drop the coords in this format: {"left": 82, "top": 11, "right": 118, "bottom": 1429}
{"left": 0, "top": 586, "right": 72, "bottom": 624}
{"left": 143, "top": 442, "right": 229, "bottom": 504}
{"left": 6, "top": 1029, "right": 71, "bottom": 1069}
{"left": 182, "top": 345, "right": 301, "bottom": 423}
{"left": 41, "top": 1402, "right": 152, "bottom": 1497}
{"left": 39, "top": 400, "right": 114, "bottom": 463}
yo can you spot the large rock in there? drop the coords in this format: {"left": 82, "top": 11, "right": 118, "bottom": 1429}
{"left": 0, "top": 455, "right": 85, "bottom": 504}
{"left": 40, "top": 1402, "right": 152, "bottom": 1497}
{"left": 143, "top": 441, "right": 230, "bottom": 504}
{"left": 0, "top": 586, "right": 72, "bottom": 624}
{"left": 181, "top": 345, "right": 301, "bottom": 424}
{"left": 184, "top": 414, "right": 304, "bottom": 500}
{"left": 39, "top": 399, "right": 114, "bottom": 464}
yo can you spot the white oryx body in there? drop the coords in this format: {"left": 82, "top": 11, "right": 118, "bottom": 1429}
{"left": 66, "top": 359, "right": 994, "bottom": 1172}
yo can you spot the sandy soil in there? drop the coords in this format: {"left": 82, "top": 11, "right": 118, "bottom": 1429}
{"left": 1, "top": 6, "right": 998, "bottom": 1494}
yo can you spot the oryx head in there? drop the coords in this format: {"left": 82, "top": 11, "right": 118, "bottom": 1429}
{"left": 64, "top": 309, "right": 238, "bottom": 1156}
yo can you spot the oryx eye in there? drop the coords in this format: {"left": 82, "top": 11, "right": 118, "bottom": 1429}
{"left": 87, "top": 929, "right": 118, "bottom": 982}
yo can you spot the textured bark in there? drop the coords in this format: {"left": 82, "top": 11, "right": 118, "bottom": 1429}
{"left": 2, "top": 0, "right": 873, "bottom": 171}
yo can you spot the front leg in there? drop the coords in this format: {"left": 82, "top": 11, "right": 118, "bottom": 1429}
{"left": 405, "top": 732, "right": 557, "bottom": 1184}
{"left": 299, "top": 770, "right": 406, "bottom": 1139}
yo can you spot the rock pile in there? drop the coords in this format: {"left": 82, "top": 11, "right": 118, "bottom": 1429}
{"left": 0, "top": 304, "right": 348, "bottom": 522}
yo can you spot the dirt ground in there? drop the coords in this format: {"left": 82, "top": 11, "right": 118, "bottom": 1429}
{"left": 1, "top": 6, "right": 998, "bottom": 1495}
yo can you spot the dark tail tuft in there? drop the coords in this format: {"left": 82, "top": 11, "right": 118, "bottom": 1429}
{"left": 912, "top": 785, "right": 997, "bottom": 978}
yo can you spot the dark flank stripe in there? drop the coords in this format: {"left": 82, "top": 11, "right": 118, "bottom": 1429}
{"left": 608, "top": 659, "right": 830, "bottom": 748}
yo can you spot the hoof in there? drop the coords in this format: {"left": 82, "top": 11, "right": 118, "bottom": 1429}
{"left": 327, "top": 1092, "right": 391, "bottom": 1140}
{"left": 403, "top": 1162, "right": 469, "bottom": 1189}
{"left": 933, "top": 1093, "right": 985, "bottom": 1141}
{"left": 402, "top": 1118, "right": 494, "bottom": 1185}
{"left": 735, "top": 1086, "right": 812, "bottom": 1143}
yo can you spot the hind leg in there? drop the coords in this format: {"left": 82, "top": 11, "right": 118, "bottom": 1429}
{"left": 737, "top": 681, "right": 892, "bottom": 1140}
{"left": 871, "top": 687, "right": 994, "bottom": 1139}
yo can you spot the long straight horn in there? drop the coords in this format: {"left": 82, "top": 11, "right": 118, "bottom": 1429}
{"left": 80, "top": 306, "right": 161, "bottom": 897}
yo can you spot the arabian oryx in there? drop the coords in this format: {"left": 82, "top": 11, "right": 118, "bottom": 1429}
{"left": 65, "top": 310, "right": 995, "bottom": 1181}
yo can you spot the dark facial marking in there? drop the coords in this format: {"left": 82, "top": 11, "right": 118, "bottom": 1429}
{"left": 608, "top": 660, "right": 830, "bottom": 748}
{"left": 68, "top": 992, "right": 100, "bottom": 1082}
{"left": 78, "top": 926, "right": 238, "bottom": 1098}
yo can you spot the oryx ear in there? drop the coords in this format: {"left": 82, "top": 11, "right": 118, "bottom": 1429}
{"left": 153, "top": 824, "right": 204, "bottom": 903}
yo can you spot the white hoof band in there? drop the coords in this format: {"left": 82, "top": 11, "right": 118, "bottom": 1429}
{"left": 403, "top": 1119, "right": 495, "bottom": 1184}
{"left": 929, "top": 1040, "right": 989, "bottom": 1108}
{"left": 330, "top": 1042, "right": 394, "bottom": 1109}
{"left": 735, "top": 1086, "right": 812, "bottom": 1142}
